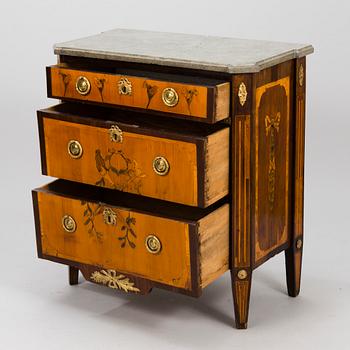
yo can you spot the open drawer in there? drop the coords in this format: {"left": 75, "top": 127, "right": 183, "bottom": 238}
{"left": 46, "top": 65, "right": 230, "bottom": 122}
{"left": 38, "top": 103, "right": 229, "bottom": 207}
{"left": 32, "top": 180, "right": 229, "bottom": 296}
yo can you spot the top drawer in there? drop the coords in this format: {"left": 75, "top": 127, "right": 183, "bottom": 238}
{"left": 46, "top": 65, "right": 230, "bottom": 123}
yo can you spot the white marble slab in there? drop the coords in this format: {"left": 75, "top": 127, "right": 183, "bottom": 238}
{"left": 54, "top": 28, "right": 314, "bottom": 73}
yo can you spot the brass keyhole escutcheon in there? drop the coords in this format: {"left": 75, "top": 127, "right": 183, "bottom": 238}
{"left": 103, "top": 208, "right": 117, "bottom": 226}
{"left": 67, "top": 140, "right": 83, "bottom": 159}
{"left": 118, "top": 77, "right": 132, "bottom": 95}
{"left": 153, "top": 156, "right": 170, "bottom": 176}
{"left": 109, "top": 125, "right": 123, "bottom": 143}
{"left": 75, "top": 76, "right": 91, "bottom": 95}
{"left": 162, "top": 87, "right": 179, "bottom": 107}
{"left": 145, "top": 235, "right": 162, "bottom": 254}
{"left": 62, "top": 215, "right": 76, "bottom": 233}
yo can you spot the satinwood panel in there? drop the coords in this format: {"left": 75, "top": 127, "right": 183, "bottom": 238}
{"left": 36, "top": 189, "right": 192, "bottom": 289}
{"left": 39, "top": 109, "right": 229, "bottom": 207}
{"left": 47, "top": 65, "right": 230, "bottom": 122}
{"left": 33, "top": 181, "right": 230, "bottom": 292}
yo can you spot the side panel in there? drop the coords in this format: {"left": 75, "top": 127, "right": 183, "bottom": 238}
{"left": 253, "top": 61, "right": 294, "bottom": 264}
{"left": 204, "top": 128, "right": 230, "bottom": 207}
{"left": 198, "top": 204, "right": 229, "bottom": 288}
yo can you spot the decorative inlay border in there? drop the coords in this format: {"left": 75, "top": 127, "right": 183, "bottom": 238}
{"left": 233, "top": 115, "right": 251, "bottom": 267}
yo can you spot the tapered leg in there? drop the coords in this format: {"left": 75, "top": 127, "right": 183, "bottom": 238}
{"left": 286, "top": 58, "right": 306, "bottom": 298}
{"left": 231, "top": 77, "right": 253, "bottom": 329}
{"left": 231, "top": 270, "right": 252, "bottom": 329}
{"left": 69, "top": 266, "right": 79, "bottom": 285}
{"left": 285, "top": 238, "right": 303, "bottom": 297}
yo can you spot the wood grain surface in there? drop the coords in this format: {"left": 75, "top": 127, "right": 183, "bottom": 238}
{"left": 47, "top": 65, "right": 230, "bottom": 122}
{"left": 36, "top": 189, "right": 192, "bottom": 290}
{"left": 40, "top": 112, "right": 229, "bottom": 207}
{"left": 33, "top": 181, "right": 230, "bottom": 292}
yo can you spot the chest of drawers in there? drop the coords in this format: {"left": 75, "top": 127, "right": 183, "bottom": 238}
{"left": 32, "top": 29, "right": 313, "bottom": 328}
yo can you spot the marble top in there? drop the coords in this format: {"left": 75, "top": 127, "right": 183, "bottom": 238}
{"left": 54, "top": 28, "right": 314, "bottom": 73}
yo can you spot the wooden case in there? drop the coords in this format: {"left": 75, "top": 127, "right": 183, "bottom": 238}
{"left": 32, "top": 180, "right": 229, "bottom": 296}
{"left": 38, "top": 103, "right": 229, "bottom": 207}
{"left": 46, "top": 65, "right": 230, "bottom": 123}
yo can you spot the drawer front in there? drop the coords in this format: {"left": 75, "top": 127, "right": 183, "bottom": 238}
{"left": 32, "top": 181, "right": 230, "bottom": 294}
{"left": 38, "top": 110, "right": 229, "bottom": 207}
{"left": 47, "top": 66, "right": 230, "bottom": 122}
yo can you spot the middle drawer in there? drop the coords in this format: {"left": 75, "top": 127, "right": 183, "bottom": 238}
{"left": 38, "top": 104, "right": 229, "bottom": 207}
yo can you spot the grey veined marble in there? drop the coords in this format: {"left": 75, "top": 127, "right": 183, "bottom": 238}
{"left": 54, "top": 28, "right": 314, "bottom": 73}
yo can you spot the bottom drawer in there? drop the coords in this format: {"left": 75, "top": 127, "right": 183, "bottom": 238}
{"left": 32, "top": 180, "right": 229, "bottom": 296}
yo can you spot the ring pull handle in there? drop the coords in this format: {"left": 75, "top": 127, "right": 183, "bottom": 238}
{"left": 145, "top": 235, "right": 162, "bottom": 254}
{"left": 162, "top": 87, "right": 179, "bottom": 107}
{"left": 153, "top": 156, "right": 170, "bottom": 176}
{"left": 68, "top": 140, "right": 83, "bottom": 159}
{"left": 75, "top": 76, "right": 91, "bottom": 95}
{"left": 62, "top": 215, "right": 77, "bottom": 233}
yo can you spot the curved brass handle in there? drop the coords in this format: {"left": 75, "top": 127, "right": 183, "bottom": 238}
{"left": 67, "top": 140, "right": 83, "bottom": 159}
{"left": 162, "top": 87, "right": 179, "bottom": 107}
{"left": 62, "top": 215, "right": 76, "bottom": 233}
{"left": 152, "top": 156, "right": 170, "bottom": 176}
{"left": 75, "top": 76, "right": 91, "bottom": 95}
{"left": 145, "top": 235, "right": 162, "bottom": 254}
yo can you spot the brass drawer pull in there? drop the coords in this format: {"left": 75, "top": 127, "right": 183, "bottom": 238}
{"left": 109, "top": 125, "right": 123, "bottom": 143}
{"left": 75, "top": 76, "right": 91, "bottom": 95}
{"left": 103, "top": 208, "right": 117, "bottom": 225}
{"left": 152, "top": 156, "right": 170, "bottom": 176}
{"left": 62, "top": 215, "right": 76, "bottom": 233}
{"left": 67, "top": 140, "right": 83, "bottom": 159}
{"left": 145, "top": 235, "right": 162, "bottom": 254}
{"left": 162, "top": 87, "right": 179, "bottom": 107}
{"left": 118, "top": 77, "right": 132, "bottom": 95}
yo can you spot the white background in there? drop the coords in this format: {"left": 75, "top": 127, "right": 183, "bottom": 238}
{"left": 0, "top": 1, "right": 349, "bottom": 349}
